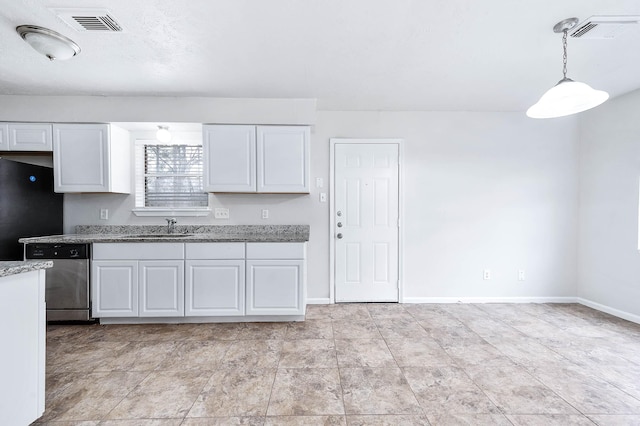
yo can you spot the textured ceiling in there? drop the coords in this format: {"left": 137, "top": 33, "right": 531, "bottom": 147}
{"left": 1, "top": 0, "right": 640, "bottom": 111}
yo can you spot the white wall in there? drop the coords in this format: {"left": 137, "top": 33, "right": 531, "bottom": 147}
{"left": 317, "top": 111, "right": 579, "bottom": 301}
{"left": 0, "top": 95, "right": 581, "bottom": 302}
{"left": 578, "top": 89, "right": 640, "bottom": 319}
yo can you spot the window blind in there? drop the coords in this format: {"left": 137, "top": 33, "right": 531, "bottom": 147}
{"left": 143, "top": 144, "right": 208, "bottom": 208}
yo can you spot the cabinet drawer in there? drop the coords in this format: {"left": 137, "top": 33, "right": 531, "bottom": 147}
{"left": 185, "top": 242, "right": 245, "bottom": 259}
{"left": 246, "top": 242, "right": 305, "bottom": 259}
{"left": 93, "top": 243, "right": 184, "bottom": 260}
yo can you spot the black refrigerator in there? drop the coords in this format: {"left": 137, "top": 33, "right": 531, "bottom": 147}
{"left": 0, "top": 158, "right": 63, "bottom": 260}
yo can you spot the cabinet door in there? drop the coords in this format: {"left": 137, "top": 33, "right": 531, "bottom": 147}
{"left": 139, "top": 260, "right": 184, "bottom": 317}
{"left": 257, "top": 126, "right": 310, "bottom": 193}
{"left": 203, "top": 125, "right": 256, "bottom": 192}
{"left": 185, "top": 260, "right": 245, "bottom": 316}
{"left": 246, "top": 260, "right": 304, "bottom": 315}
{"left": 92, "top": 261, "right": 138, "bottom": 317}
{"left": 53, "top": 124, "right": 110, "bottom": 193}
{"left": 8, "top": 124, "right": 53, "bottom": 151}
{"left": 0, "top": 123, "right": 8, "bottom": 150}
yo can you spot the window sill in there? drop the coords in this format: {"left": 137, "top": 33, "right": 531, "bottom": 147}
{"left": 132, "top": 208, "right": 211, "bottom": 217}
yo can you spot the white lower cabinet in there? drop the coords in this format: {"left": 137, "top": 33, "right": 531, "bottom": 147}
{"left": 139, "top": 261, "right": 184, "bottom": 317}
{"left": 92, "top": 241, "right": 306, "bottom": 321}
{"left": 246, "top": 242, "right": 306, "bottom": 316}
{"left": 246, "top": 260, "right": 305, "bottom": 315}
{"left": 185, "top": 260, "right": 245, "bottom": 316}
{"left": 92, "top": 261, "right": 138, "bottom": 317}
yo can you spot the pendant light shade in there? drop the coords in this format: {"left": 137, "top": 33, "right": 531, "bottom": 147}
{"left": 526, "top": 78, "right": 609, "bottom": 118}
{"left": 527, "top": 18, "right": 608, "bottom": 119}
{"left": 16, "top": 25, "right": 80, "bottom": 61}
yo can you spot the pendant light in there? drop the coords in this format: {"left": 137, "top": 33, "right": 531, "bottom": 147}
{"left": 527, "top": 18, "right": 609, "bottom": 119}
{"left": 16, "top": 25, "right": 80, "bottom": 61}
{"left": 156, "top": 126, "right": 172, "bottom": 143}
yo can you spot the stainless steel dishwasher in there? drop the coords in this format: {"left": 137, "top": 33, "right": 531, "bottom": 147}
{"left": 25, "top": 243, "right": 92, "bottom": 322}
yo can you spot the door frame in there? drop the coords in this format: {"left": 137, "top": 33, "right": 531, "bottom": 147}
{"left": 329, "top": 138, "right": 404, "bottom": 304}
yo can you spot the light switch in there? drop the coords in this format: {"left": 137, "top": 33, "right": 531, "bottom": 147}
{"left": 100, "top": 208, "right": 108, "bottom": 220}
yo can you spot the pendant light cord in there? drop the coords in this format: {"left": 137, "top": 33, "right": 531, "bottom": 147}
{"left": 562, "top": 29, "right": 568, "bottom": 79}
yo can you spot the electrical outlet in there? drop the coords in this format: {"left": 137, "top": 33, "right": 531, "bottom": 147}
{"left": 483, "top": 269, "right": 491, "bottom": 280}
{"left": 518, "top": 270, "right": 526, "bottom": 281}
{"left": 316, "top": 177, "right": 324, "bottom": 188}
{"left": 100, "top": 208, "right": 108, "bottom": 220}
{"left": 319, "top": 193, "right": 327, "bottom": 202}
{"left": 262, "top": 209, "right": 269, "bottom": 219}
{"left": 214, "top": 208, "right": 229, "bottom": 219}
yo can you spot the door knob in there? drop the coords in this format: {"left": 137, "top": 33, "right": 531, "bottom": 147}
{"left": 337, "top": 233, "right": 343, "bottom": 239}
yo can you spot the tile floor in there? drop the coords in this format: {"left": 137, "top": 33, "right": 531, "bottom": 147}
{"left": 34, "top": 303, "right": 640, "bottom": 425}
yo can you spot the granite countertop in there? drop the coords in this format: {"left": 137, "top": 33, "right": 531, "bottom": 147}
{"left": 19, "top": 225, "right": 310, "bottom": 244}
{"left": 0, "top": 260, "right": 53, "bottom": 278}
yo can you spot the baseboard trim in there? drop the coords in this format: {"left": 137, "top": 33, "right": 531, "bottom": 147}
{"left": 577, "top": 298, "right": 640, "bottom": 325}
{"left": 402, "top": 296, "right": 578, "bottom": 304}
{"left": 306, "top": 298, "right": 332, "bottom": 305}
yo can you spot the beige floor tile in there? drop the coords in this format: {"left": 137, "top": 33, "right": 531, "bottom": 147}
{"left": 339, "top": 367, "right": 422, "bottom": 415}
{"left": 285, "top": 319, "right": 333, "bottom": 340}
{"left": 530, "top": 365, "right": 640, "bottom": 414}
{"left": 180, "top": 417, "right": 264, "bottom": 426}
{"left": 366, "top": 303, "right": 410, "bottom": 319}
{"left": 221, "top": 339, "right": 283, "bottom": 370}
{"left": 506, "top": 414, "right": 597, "bottom": 425}
{"left": 236, "top": 322, "right": 288, "bottom": 340}
{"left": 182, "top": 322, "right": 245, "bottom": 341}
{"left": 346, "top": 414, "right": 430, "bottom": 425}
{"left": 181, "top": 418, "right": 265, "bottom": 426}
{"left": 588, "top": 415, "right": 640, "bottom": 425}
{"left": 264, "top": 415, "right": 346, "bottom": 425}
{"left": 267, "top": 368, "right": 344, "bottom": 416}
{"left": 385, "top": 338, "right": 455, "bottom": 368}
{"left": 335, "top": 339, "right": 396, "bottom": 368}
{"left": 331, "top": 319, "right": 381, "bottom": 339}
{"left": 98, "top": 324, "right": 189, "bottom": 342}
{"left": 374, "top": 317, "right": 430, "bottom": 339}
{"left": 188, "top": 369, "right": 276, "bottom": 417}
{"left": 445, "top": 343, "right": 517, "bottom": 370}
{"left": 105, "top": 341, "right": 179, "bottom": 371}
{"left": 156, "top": 340, "right": 230, "bottom": 371}
{"left": 99, "top": 421, "right": 183, "bottom": 426}
{"left": 279, "top": 339, "right": 337, "bottom": 368}
{"left": 306, "top": 304, "right": 371, "bottom": 320}
{"left": 403, "top": 366, "right": 500, "bottom": 415}
{"left": 106, "top": 370, "right": 210, "bottom": 419}
{"left": 422, "top": 325, "right": 486, "bottom": 349}
{"left": 426, "top": 413, "right": 512, "bottom": 425}
{"left": 48, "top": 341, "right": 130, "bottom": 373}
{"left": 469, "top": 365, "right": 580, "bottom": 415}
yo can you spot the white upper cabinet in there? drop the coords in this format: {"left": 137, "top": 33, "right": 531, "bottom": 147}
{"left": 0, "top": 123, "right": 53, "bottom": 151}
{"left": 203, "top": 124, "right": 310, "bottom": 193}
{"left": 53, "top": 123, "right": 131, "bottom": 193}
{"left": 0, "top": 123, "right": 8, "bottom": 150}
{"left": 203, "top": 125, "right": 256, "bottom": 192}
{"left": 257, "top": 126, "right": 310, "bottom": 193}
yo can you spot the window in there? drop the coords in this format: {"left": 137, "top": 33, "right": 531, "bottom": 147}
{"left": 134, "top": 140, "right": 209, "bottom": 215}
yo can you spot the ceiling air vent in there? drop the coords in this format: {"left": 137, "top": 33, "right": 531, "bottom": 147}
{"left": 570, "top": 16, "right": 640, "bottom": 39}
{"left": 52, "top": 8, "right": 123, "bottom": 32}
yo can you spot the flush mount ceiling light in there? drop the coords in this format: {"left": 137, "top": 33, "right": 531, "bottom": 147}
{"left": 527, "top": 17, "right": 609, "bottom": 119}
{"left": 16, "top": 25, "right": 81, "bottom": 61}
{"left": 156, "top": 126, "right": 172, "bottom": 143}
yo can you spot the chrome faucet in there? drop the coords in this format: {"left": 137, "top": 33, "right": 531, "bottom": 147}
{"left": 165, "top": 218, "right": 177, "bottom": 234}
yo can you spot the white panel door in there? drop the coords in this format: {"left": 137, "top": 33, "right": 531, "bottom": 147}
{"left": 334, "top": 143, "right": 399, "bottom": 302}
{"left": 139, "top": 260, "right": 184, "bottom": 317}
{"left": 246, "top": 260, "right": 304, "bottom": 315}
{"left": 92, "top": 261, "right": 138, "bottom": 317}
{"left": 8, "top": 124, "right": 52, "bottom": 151}
{"left": 185, "top": 260, "right": 245, "bottom": 316}
{"left": 53, "top": 124, "right": 109, "bottom": 192}
{"left": 203, "top": 124, "right": 256, "bottom": 192}
{"left": 257, "top": 126, "right": 310, "bottom": 193}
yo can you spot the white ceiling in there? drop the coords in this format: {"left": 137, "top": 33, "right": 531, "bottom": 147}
{"left": 1, "top": 0, "right": 640, "bottom": 112}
